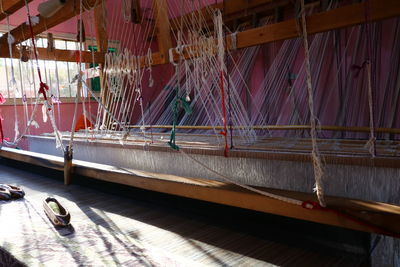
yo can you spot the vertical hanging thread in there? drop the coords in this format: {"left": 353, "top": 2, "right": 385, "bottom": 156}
{"left": 69, "top": 0, "right": 84, "bottom": 151}
{"left": 219, "top": 69, "right": 229, "bottom": 156}
{"left": 364, "top": 0, "right": 376, "bottom": 157}
{"left": 216, "top": 9, "right": 229, "bottom": 157}
{"left": 300, "top": 0, "right": 326, "bottom": 207}
{"left": 227, "top": 47, "right": 234, "bottom": 149}
{"left": 0, "top": 115, "right": 3, "bottom": 143}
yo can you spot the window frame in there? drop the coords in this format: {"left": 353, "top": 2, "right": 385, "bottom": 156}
{"left": 0, "top": 30, "right": 119, "bottom": 105}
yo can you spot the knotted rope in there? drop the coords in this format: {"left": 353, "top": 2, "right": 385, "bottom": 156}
{"left": 300, "top": 0, "right": 326, "bottom": 207}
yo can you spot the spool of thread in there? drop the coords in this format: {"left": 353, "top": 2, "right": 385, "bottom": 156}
{"left": 38, "top": 0, "right": 66, "bottom": 18}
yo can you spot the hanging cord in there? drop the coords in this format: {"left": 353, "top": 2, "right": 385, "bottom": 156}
{"left": 364, "top": 0, "right": 376, "bottom": 157}
{"left": 0, "top": 113, "right": 3, "bottom": 144}
{"left": 179, "top": 148, "right": 303, "bottom": 206}
{"left": 69, "top": 0, "right": 84, "bottom": 151}
{"left": 300, "top": 0, "right": 326, "bottom": 207}
{"left": 350, "top": 1, "right": 376, "bottom": 156}
{"left": 226, "top": 35, "right": 234, "bottom": 149}
{"left": 5, "top": 15, "right": 20, "bottom": 144}
{"left": 168, "top": 31, "right": 182, "bottom": 150}
{"left": 1, "top": 21, "right": 43, "bottom": 147}
{"left": 25, "top": 1, "right": 49, "bottom": 102}
{"left": 168, "top": 3, "right": 184, "bottom": 150}
{"left": 24, "top": 0, "right": 65, "bottom": 151}
{"left": 178, "top": 148, "right": 400, "bottom": 238}
{"left": 215, "top": 9, "right": 229, "bottom": 157}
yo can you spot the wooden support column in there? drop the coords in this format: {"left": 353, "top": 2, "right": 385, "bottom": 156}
{"left": 93, "top": 1, "right": 111, "bottom": 128}
{"left": 94, "top": 2, "right": 108, "bottom": 53}
{"left": 153, "top": 0, "right": 172, "bottom": 63}
{"left": 63, "top": 146, "right": 73, "bottom": 185}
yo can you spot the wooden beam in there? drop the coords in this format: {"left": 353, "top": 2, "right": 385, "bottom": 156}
{"left": 94, "top": 2, "right": 108, "bottom": 53}
{"left": 167, "top": 0, "right": 400, "bottom": 63}
{"left": 0, "top": 45, "right": 105, "bottom": 63}
{"left": 150, "top": 0, "right": 292, "bottom": 39}
{"left": 168, "top": 0, "right": 281, "bottom": 32}
{"left": 1, "top": 147, "right": 400, "bottom": 237}
{"left": 127, "top": 124, "right": 400, "bottom": 134}
{"left": 0, "top": 0, "right": 34, "bottom": 22}
{"left": 0, "top": 0, "right": 99, "bottom": 47}
{"left": 234, "top": 0, "right": 400, "bottom": 49}
{"left": 3, "top": 0, "right": 397, "bottom": 67}
{"left": 153, "top": 0, "right": 172, "bottom": 63}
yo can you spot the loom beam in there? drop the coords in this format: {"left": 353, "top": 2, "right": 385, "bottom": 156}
{"left": 168, "top": 0, "right": 400, "bottom": 64}
{"left": 0, "top": 47, "right": 105, "bottom": 63}
{"left": 0, "top": 146, "right": 399, "bottom": 237}
{"left": 0, "top": 0, "right": 102, "bottom": 63}
{"left": 0, "top": 0, "right": 34, "bottom": 22}
{"left": 127, "top": 124, "right": 400, "bottom": 134}
{"left": 233, "top": 0, "right": 400, "bottom": 49}
{"left": 0, "top": 0, "right": 99, "bottom": 55}
{"left": 30, "top": 133, "right": 400, "bottom": 169}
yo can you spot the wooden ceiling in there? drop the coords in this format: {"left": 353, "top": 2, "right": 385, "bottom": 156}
{"left": 0, "top": 0, "right": 398, "bottom": 65}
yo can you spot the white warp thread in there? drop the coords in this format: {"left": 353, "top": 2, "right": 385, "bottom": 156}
{"left": 179, "top": 148, "right": 305, "bottom": 207}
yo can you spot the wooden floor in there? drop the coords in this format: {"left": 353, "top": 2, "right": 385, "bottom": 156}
{"left": 0, "top": 159, "right": 369, "bottom": 266}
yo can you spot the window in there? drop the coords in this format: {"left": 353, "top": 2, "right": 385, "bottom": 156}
{"left": 0, "top": 36, "right": 85, "bottom": 100}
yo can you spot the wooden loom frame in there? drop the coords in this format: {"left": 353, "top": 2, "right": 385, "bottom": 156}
{"left": 0, "top": 0, "right": 399, "bottom": 237}
{"left": 1, "top": 146, "right": 400, "bottom": 237}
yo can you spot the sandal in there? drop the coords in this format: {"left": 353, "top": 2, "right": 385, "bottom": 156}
{"left": 0, "top": 184, "right": 25, "bottom": 199}
{"left": 0, "top": 187, "right": 11, "bottom": 200}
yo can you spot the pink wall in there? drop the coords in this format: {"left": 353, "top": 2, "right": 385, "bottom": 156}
{"left": 0, "top": 102, "right": 98, "bottom": 149}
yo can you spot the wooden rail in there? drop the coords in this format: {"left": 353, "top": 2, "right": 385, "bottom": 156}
{"left": 128, "top": 124, "right": 400, "bottom": 134}
{"left": 170, "top": 0, "right": 400, "bottom": 63}
{"left": 25, "top": 133, "right": 400, "bottom": 168}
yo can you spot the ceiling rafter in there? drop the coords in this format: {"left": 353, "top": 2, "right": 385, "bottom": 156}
{"left": 0, "top": 0, "right": 99, "bottom": 46}
{"left": 0, "top": 0, "right": 34, "bottom": 22}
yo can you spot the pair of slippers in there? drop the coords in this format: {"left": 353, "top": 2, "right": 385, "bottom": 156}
{"left": 0, "top": 184, "right": 25, "bottom": 200}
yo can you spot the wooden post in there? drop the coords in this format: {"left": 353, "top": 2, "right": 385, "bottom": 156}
{"left": 153, "top": 0, "right": 172, "bottom": 63}
{"left": 63, "top": 146, "right": 73, "bottom": 185}
{"left": 93, "top": 1, "right": 110, "bottom": 129}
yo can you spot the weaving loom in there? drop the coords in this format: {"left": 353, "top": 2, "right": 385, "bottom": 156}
{"left": 0, "top": 0, "right": 399, "bottom": 266}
